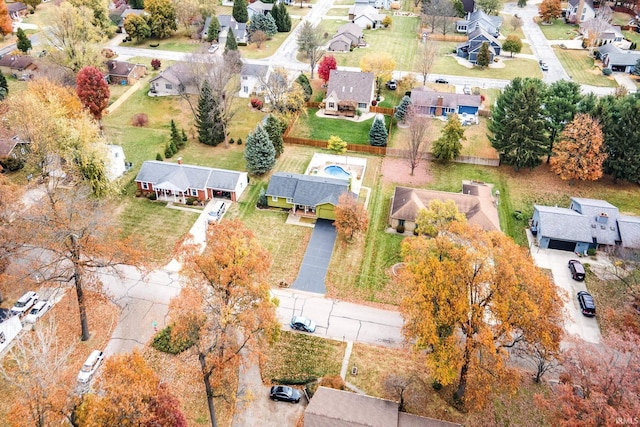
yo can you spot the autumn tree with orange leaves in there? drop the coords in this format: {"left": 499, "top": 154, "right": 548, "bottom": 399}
{"left": 172, "top": 220, "right": 279, "bottom": 427}
{"left": 398, "top": 222, "right": 563, "bottom": 409}
{"left": 550, "top": 113, "right": 607, "bottom": 183}
{"left": 538, "top": 0, "right": 562, "bottom": 23}
{"left": 0, "top": 1, "right": 13, "bottom": 37}
{"left": 334, "top": 192, "right": 369, "bottom": 242}
{"left": 76, "top": 350, "right": 186, "bottom": 426}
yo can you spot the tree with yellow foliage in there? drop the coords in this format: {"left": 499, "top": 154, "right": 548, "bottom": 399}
{"left": 360, "top": 52, "right": 396, "bottom": 98}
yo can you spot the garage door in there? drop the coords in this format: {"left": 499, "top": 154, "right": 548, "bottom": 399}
{"left": 548, "top": 239, "right": 576, "bottom": 251}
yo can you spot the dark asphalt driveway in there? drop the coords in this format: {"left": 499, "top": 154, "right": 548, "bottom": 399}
{"left": 291, "top": 219, "right": 336, "bottom": 294}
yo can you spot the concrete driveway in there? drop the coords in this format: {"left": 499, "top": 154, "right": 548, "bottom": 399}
{"left": 528, "top": 233, "right": 603, "bottom": 344}
{"left": 290, "top": 219, "right": 336, "bottom": 294}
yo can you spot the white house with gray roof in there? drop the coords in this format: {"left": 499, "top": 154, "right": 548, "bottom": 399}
{"left": 240, "top": 63, "right": 270, "bottom": 98}
{"left": 597, "top": 42, "right": 640, "bottom": 73}
{"left": 265, "top": 172, "right": 353, "bottom": 220}
{"left": 324, "top": 70, "right": 375, "bottom": 117}
{"left": 532, "top": 197, "right": 640, "bottom": 252}
{"left": 135, "top": 160, "right": 248, "bottom": 203}
{"left": 149, "top": 63, "right": 200, "bottom": 97}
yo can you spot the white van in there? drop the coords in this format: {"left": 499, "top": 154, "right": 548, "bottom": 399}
{"left": 207, "top": 201, "right": 227, "bottom": 223}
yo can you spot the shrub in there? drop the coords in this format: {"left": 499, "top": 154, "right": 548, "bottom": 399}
{"left": 602, "top": 67, "right": 612, "bottom": 76}
{"left": 156, "top": 153, "right": 163, "bottom": 161}
{"left": 396, "top": 224, "right": 405, "bottom": 234}
{"left": 147, "top": 193, "right": 157, "bottom": 200}
{"left": 0, "top": 157, "right": 24, "bottom": 171}
{"left": 151, "top": 58, "right": 161, "bottom": 70}
{"left": 152, "top": 325, "right": 196, "bottom": 354}
{"left": 319, "top": 375, "right": 346, "bottom": 390}
{"left": 432, "top": 380, "right": 443, "bottom": 390}
{"left": 132, "top": 113, "right": 149, "bottom": 127}
{"left": 587, "top": 248, "right": 597, "bottom": 256}
{"left": 371, "top": 99, "right": 377, "bottom": 106}
{"left": 186, "top": 196, "right": 198, "bottom": 205}
{"left": 149, "top": 42, "right": 160, "bottom": 47}
{"left": 480, "top": 94, "right": 486, "bottom": 102}
{"left": 237, "top": 138, "right": 243, "bottom": 145}
{"left": 164, "top": 144, "right": 174, "bottom": 158}
{"left": 229, "top": 138, "right": 235, "bottom": 144}
{"left": 257, "top": 187, "right": 267, "bottom": 208}
{"left": 250, "top": 98, "right": 263, "bottom": 110}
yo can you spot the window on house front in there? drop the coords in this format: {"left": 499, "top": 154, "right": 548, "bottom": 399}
{"left": 399, "top": 219, "right": 405, "bottom": 226}
{"left": 190, "top": 189, "right": 198, "bottom": 196}
{"left": 328, "top": 102, "right": 335, "bottom": 108}
{"left": 358, "top": 102, "right": 366, "bottom": 109}
{"left": 141, "top": 182, "right": 149, "bottom": 190}
{"left": 166, "top": 83, "right": 173, "bottom": 90}
{"left": 242, "top": 76, "right": 248, "bottom": 80}
{"left": 272, "top": 196, "right": 278, "bottom": 201}
{"left": 244, "top": 86, "right": 249, "bottom": 93}
{"left": 286, "top": 198, "right": 293, "bottom": 204}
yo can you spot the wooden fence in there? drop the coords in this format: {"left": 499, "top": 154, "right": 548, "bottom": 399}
{"left": 283, "top": 135, "right": 387, "bottom": 155}
{"left": 385, "top": 149, "right": 500, "bottom": 166}
{"left": 370, "top": 105, "right": 395, "bottom": 115}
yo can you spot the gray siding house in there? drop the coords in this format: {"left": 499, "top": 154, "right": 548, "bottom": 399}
{"left": 324, "top": 70, "right": 375, "bottom": 117}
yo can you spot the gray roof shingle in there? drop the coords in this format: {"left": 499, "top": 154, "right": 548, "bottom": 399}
{"left": 135, "top": 161, "right": 244, "bottom": 192}
{"left": 570, "top": 197, "right": 621, "bottom": 245}
{"left": 534, "top": 205, "right": 593, "bottom": 242}
{"left": 265, "top": 172, "right": 350, "bottom": 207}
{"left": 411, "top": 88, "right": 482, "bottom": 109}
{"left": 326, "top": 70, "right": 375, "bottom": 105}
{"left": 618, "top": 216, "right": 640, "bottom": 249}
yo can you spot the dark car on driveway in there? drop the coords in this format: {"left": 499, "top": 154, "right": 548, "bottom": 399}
{"left": 269, "top": 385, "right": 301, "bottom": 403}
{"left": 434, "top": 78, "right": 448, "bottom": 84}
{"left": 568, "top": 259, "right": 585, "bottom": 281}
{"left": 386, "top": 79, "right": 397, "bottom": 90}
{"left": 290, "top": 316, "right": 316, "bottom": 333}
{"left": 577, "top": 291, "right": 596, "bottom": 317}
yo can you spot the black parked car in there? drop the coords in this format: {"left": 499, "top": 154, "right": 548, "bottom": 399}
{"left": 568, "top": 259, "right": 585, "bottom": 281}
{"left": 434, "top": 78, "right": 449, "bottom": 84}
{"left": 577, "top": 291, "right": 596, "bottom": 317}
{"left": 269, "top": 385, "right": 301, "bottom": 403}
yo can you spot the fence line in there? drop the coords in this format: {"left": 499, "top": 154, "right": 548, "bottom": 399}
{"left": 385, "top": 149, "right": 500, "bottom": 166}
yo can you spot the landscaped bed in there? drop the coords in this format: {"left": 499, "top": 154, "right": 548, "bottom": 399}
{"left": 288, "top": 109, "right": 392, "bottom": 145}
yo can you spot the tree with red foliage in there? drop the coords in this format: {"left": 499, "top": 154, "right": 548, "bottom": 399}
{"left": 151, "top": 58, "right": 161, "bottom": 70}
{"left": 76, "top": 66, "right": 110, "bottom": 121}
{"left": 318, "top": 55, "right": 337, "bottom": 85}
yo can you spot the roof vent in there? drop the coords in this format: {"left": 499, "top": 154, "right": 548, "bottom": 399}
{"left": 591, "top": 224, "right": 596, "bottom": 228}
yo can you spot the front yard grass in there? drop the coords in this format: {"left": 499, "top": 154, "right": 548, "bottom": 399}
{"left": 260, "top": 332, "right": 345, "bottom": 384}
{"left": 289, "top": 109, "right": 391, "bottom": 145}
{"left": 554, "top": 48, "right": 618, "bottom": 87}
{"left": 321, "top": 16, "right": 420, "bottom": 71}
{"left": 432, "top": 54, "right": 543, "bottom": 80}
{"left": 538, "top": 19, "right": 580, "bottom": 40}
{"left": 240, "top": 20, "right": 301, "bottom": 59}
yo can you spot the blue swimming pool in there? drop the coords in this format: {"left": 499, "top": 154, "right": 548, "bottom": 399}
{"left": 324, "top": 165, "right": 351, "bottom": 180}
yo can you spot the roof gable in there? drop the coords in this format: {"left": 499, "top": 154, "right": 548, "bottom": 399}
{"left": 265, "top": 172, "right": 350, "bottom": 206}
{"left": 135, "top": 161, "right": 244, "bottom": 192}
{"left": 326, "top": 70, "right": 375, "bottom": 104}
{"left": 534, "top": 205, "right": 594, "bottom": 242}
{"left": 410, "top": 88, "right": 482, "bottom": 108}
{"left": 0, "top": 55, "right": 34, "bottom": 69}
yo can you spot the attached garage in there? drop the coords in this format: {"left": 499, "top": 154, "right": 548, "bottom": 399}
{"left": 547, "top": 239, "right": 577, "bottom": 252}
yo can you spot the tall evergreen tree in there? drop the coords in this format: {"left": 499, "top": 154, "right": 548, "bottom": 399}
{"left": 270, "top": 7, "right": 282, "bottom": 31}
{"left": 16, "top": 28, "right": 32, "bottom": 53}
{"left": 225, "top": 28, "right": 238, "bottom": 51}
{"left": 232, "top": 0, "right": 248, "bottom": 23}
{"left": 0, "top": 70, "right": 9, "bottom": 101}
{"left": 295, "top": 74, "right": 312, "bottom": 101}
{"left": 207, "top": 16, "right": 220, "bottom": 42}
{"left": 248, "top": 13, "right": 277, "bottom": 37}
{"left": 195, "top": 80, "right": 224, "bottom": 146}
{"left": 476, "top": 42, "right": 491, "bottom": 67}
{"left": 489, "top": 77, "right": 548, "bottom": 171}
{"left": 170, "top": 119, "right": 182, "bottom": 148}
{"left": 264, "top": 114, "right": 286, "bottom": 158}
{"left": 543, "top": 80, "right": 582, "bottom": 162}
{"left": 273, "top": 3, "right": 291, "bottom": 32}
{"left": 369, "top": 115, "right": 388, "bottom": 146}
{"left": 394, "top": 95, "right": 412, "bottom": 123}
{"left": 601, "top": 94, "right": 640, "bottom": 183}
{"left": 244, "top": 125, "right": 276, "bottom": 175}
{"left": 432, "top": 114, "right": 465, "bottom": 162}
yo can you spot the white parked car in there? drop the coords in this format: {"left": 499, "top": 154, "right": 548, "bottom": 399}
{"left": 23, "top": 300, "right": 51, "bottom": 324}
{"left": 208, "top": 44, "right": 219, "bottom": 54}
{"left": 77, "top": 350, "right": 104, "bottom": 384}
{"left": 11, "top": 291, "right": 39, "bottom": 317}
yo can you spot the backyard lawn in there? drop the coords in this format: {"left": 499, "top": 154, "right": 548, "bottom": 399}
{"left": 289, "top": 109, "right": 391, "bottom": 145}
{"left": 554, "top": 48, "right": 618, "bottom": 87}
{"left": 538, "top": 19, "right": 580, "bottom": 40}
{"left": 432, "top": 53, "right": 543, "bottom": 80}
{"left": 320, "top": 16, "right": 420, "bottom": 71}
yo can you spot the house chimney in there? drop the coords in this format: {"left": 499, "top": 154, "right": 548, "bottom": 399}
{"left": 435, "top": 96, "right": 443, "bottom": 116}
{"left": 177, "top": 157, "right": 182, "bottom": 165}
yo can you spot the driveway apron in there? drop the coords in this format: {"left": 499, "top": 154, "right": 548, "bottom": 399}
{"left": 291, "top": 219, "right": 336, "bottom": 294}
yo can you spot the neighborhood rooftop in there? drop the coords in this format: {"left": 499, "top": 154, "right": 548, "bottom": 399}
{"left": 265, "top": 172, "right": 352, "bottom": 207}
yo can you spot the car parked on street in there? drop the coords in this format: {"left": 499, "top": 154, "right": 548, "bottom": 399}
{"left": 23, "top": 300, "right": 51, "bottom": 324}
{"left": 386, "top": 79, "right": 397, "bottom": 90}
{"left": 434, "top": 78, "right": 448, "bottom": 84}
{"left": 269, "top": 385, "right": 301, "bottom": 403}
{"left": 208, "top": 44, "right": 219, "bottom": 54}
{"left": 77, "top": 350, "right": 104, "bottom": 383}
{"left": 11, "top": 291, "right": 39, "bottom": 317}
{"left": 568, "top": 259, "right": 585, "bottom": 281}
{"left": 577, "top": 291, "right": 596, "bottom": 317}
{"left": 290, "top": 316, "right": 316, "bottom": 333}
{"left": 539, "top": 60, "right": 549, "bottom": 71}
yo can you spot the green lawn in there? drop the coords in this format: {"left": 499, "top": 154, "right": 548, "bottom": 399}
{"left": 334, "top": 0, "right": 354, "bottom": 4}
{"left": 538, "top": 19, "right": 580, "bottom": 40}
{"left": 623, "top": 30, "right": 640, "bottom": 46}
{"left": 432, "top": 54, "right": 543, "bottom": 80}
{"left": 240, "top": 20, "right": 301, "bottom": 59}
{"left": 554, "top": 48, "right": 618, "bottom": 87}
{"left": 611, "top": 11, "right": 634, "bottom": 26}
{"left": 289, "top": 109, "right": 391, "bottom": 145}
{"left": 260, "top": 331, "right": 346, "bottom": 384}
{"left": 122, "top": 37, "right": 203, "bottom": 53}
{"left": 326, "top": 7, "right": 349, "bottom": 16}
{"left": 321, "top": 16, "right": 420, "bottom": 71}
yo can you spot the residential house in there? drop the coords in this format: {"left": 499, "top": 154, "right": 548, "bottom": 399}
{"left": 389, "top": 182, "right": 500, "bottom": 233}
{"left": 0, "top": 309, "right": 22, "bottom": 354}
{"left": 304, "top": 387, "right": 462, "bottom": 427}
{"left": 0, "top": 54, "right": 37, "bottom": 78}
{"left": 597, "top": 42, "right": 640, "bottom": 72}
{"left": 265, "top": 172, "right": 352, "bottom": 220}
{"left": 354, "top": 0, "right": 392, "bottom": 10}
{"left": 218, "top": 15, "right": 248, "bottom": 45}
{"left": 7, "top": 2, "right": 28, "bottom": 20}
{"left": 328, "top": 23, "right": 365, "bottom": 52}
{"left": 135, "top": 160, "right": 248, "bottom": 203}
{"left": 566, "top": 0, "right": 595, "bottom": 24}
{"left": 455, "top": 11, "right": 502, "bottom": 64}
{"left": 239, "top": 63, "right": 270, "bottom": 98}
{"left": 532, "top": 197, "right": 640, "bottom": 251}
{"left": 456, "top": 10, "right": 501, "bottom": 36}
{"left": 410, "top": 87, "right": 482, "bottom": 123}
{"left": 580, "top": 20, "right": 626, "bottom": 47}
{"left": 105, "top": 145, "right": 130, "bottom": 181}
{"left": 348, "top": 5, "right": 385, "bottom": 29}
{"left": 323, "top": 70, "right": 375, "bottom": 117}
{"left": 0, "top": 127, "right": 27, "bottom": 171}
{"left": 117, "top": 8, "right": 148, "bottom": 32}
{"left": 105, "top": 60, "right": 147, "bottom": 85}
{"left": 148, "top": 62, "right": 199, "bottom": 96}
{"left": 247, "top": 0, "right": 273, "bottom": 20}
